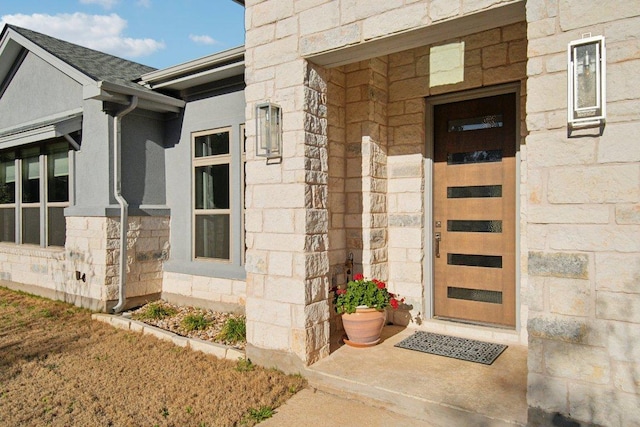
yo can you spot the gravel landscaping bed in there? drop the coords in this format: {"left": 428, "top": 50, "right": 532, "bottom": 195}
{"left": 128, "top": 301, "right": 246, "bottom": 350}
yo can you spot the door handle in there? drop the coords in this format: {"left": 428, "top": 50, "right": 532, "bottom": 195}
{"left": 435, "top": 232, "right": 441, "bottom": 258}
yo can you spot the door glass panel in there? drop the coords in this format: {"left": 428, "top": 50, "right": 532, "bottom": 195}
{"left": 195, "top": 214, "right": 230, "bottom": 259}
{"left": 22, "top": 207, "right": 40, "bottom": 245}
{"left": 195, "top": 132, "right": 229, "bottom": 157}
{"left": 447, "top": 253, "right": 502, "bottom": 268}
{"left": 447, "top": 149, "right": 502, "bottom": 165}
{"left": 447, "top": 287, "right": 503, "bottom": 304}
{"left": 447, "top": 185, "right": 502, "bottom": 198}
{"left": 448, "top": 114, "right": 503, "bottom": 132}
{"left": 447, "top": 220, "right": 502, "bottom": 233}
{"left": 195, "top": 164, "right": 230, "bottom": 209}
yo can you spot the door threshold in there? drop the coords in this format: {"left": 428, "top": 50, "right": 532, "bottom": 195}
{"left": 417, "top": 317, "right": 526, "bottom": 346}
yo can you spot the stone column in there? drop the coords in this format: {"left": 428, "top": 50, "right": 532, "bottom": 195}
{"left": 526, "top": 0, "right": 640, "bottom": 425}
{"left": 344, "top": 58, "right": 389, "bottom": 281}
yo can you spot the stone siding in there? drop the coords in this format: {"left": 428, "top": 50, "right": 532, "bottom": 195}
{"left": 526, "top": 0, "right": 640, "bottom": 425}
{"left": 0, "top": 215, "right": 169, "bottom": 312}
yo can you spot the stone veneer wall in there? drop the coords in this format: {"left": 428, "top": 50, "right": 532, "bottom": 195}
{"left": 243, "top": 0, "right": 530, "bottom": 368}
{"left": 344, "top": 58, "right": 389, "bottom": 280}
{"left": 162, "top": 271, "right": 246, "bottom": 314}
{"left": 525, "top": 1, "right": 640, "bottom": 425}
{"left": 384, "top": 22, "right": 529, "bottom": 327}
{"left": 0, "top": 215, "right": 169, "bottom": 312}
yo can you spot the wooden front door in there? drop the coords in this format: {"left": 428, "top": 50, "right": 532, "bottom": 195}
{"left": 433, "top": 92, "right": 516, "bottom": 327}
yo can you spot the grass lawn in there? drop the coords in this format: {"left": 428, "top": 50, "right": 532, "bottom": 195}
{"left": 0, "top": 287, "right": 305, "bottom": 427}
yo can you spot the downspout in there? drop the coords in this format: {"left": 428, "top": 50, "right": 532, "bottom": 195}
{"left": 111, "top": 96, "right": 138, "bottom": 313}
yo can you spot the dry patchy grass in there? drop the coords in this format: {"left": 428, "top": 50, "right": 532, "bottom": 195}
{"left": 0, "top": 287, "right": 305, "bottom": 427}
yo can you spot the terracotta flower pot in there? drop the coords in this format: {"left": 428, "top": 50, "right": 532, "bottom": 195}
{"left": 341, "top": 307, "right": 386, "bottom": 347}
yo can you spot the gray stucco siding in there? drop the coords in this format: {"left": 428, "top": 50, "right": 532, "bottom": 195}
{"left": 66, "top": 99, "right": 114, "bottom": 214}
{"left": 121, "top": 110, "right": 167, "bottom": 208}
{"left": 0, "top": 51, "right": 82, "bottom": 129}
{"left": 163, "top": 87, "right": 246, "bottom": 280}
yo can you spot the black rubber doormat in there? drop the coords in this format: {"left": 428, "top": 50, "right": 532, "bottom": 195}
{"left": 394, "top": 331, "right": 507, "bottom": 365}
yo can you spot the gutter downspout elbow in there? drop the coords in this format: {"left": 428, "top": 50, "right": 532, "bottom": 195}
{"left": 111, "top": 96, "right": 138, "bottom": 313}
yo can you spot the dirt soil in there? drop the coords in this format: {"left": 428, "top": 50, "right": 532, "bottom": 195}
{"left": 0, "top": 287, "right": 306, "bottom": 427}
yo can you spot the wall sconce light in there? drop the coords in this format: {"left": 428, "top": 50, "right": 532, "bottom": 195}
{"left": 567, "top": 34, "right": 606, "bottom": 135}
{"left": 255, "top": 102, "right": 282, "bottom": 159}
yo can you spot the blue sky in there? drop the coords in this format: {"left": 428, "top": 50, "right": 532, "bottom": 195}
{"left": 1, "top": 0, "right": 245, "bottom": 70}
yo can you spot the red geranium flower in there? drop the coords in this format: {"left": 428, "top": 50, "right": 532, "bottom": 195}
{"left": 377, "top": 281, "right": 386, "bottom": 289}
{"left": 390, "top": 298, "right": 399, "bottom": 309}
{"left": 353, "top": 273, "right": 364, "bottom": 281}
{"left": 336, "top": 289, "right": 347, "bottom": 295}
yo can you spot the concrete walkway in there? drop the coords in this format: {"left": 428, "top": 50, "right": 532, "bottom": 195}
{"left": 260, "top": 388, "right": 434, "bottom": 426}
{"left": 260, "top": 325, "right": 527, "bottom": 426}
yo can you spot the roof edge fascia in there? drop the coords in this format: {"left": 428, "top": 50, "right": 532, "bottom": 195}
{"left": 0, "top": 109, "right": 83, "bottom": 149}
{"left": 1, "top": 27, "right": 95, "bottom": 86}
{"left": 140, "top": 45, "right": 245, "bottom": 84}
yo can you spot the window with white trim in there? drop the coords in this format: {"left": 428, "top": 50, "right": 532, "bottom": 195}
{"left": 0, "top": 140, "right": 70, "bottom": 247}
{"left": 192, "top": 127, "right": 238, "bottom": 261}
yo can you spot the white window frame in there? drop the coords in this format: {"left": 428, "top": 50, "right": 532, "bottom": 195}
{"left": 192, "top": 127, "right": 234, "bottom": 262}
{"left": 0, "top": 142, "right": 71, "bottom": 248}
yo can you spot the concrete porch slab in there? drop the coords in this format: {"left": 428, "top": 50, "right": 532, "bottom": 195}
{"left": 305, "top": 325, "right": 527, "bottom": 427}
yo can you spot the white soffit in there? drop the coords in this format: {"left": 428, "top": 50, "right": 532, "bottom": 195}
{"left": 305, "top": 1, "right": 525, "bottom": 68}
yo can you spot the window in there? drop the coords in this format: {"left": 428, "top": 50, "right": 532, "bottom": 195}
{"left": 0, "top": 140, "right": 70, "bottom": 247}
{"left": 192, "top": 128, "right": 237, "bottom": 261}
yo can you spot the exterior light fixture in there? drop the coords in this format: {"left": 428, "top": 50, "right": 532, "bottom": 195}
{"left": 255, "top": 102, "right": 282, "bottom": 159}
{"left": 567, "top": 35, "right": 606, "bottom": 135}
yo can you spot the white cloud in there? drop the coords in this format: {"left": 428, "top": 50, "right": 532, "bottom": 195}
{"left": 189, "top": 34, "right": 219, "bottom": 46}
{"left": 1, "top": 13, "right": 164, "bottom": 59}
{"left": 79, "top": 0, "right": 119, "bottom": 10}
{"left": 136, "top": 0, "right": 152, "bottom": 7}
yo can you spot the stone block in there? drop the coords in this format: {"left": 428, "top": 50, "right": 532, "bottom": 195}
{"left": 527, "top": 130, "right": 596, "bottom": 167}
{"left": 482, "top": 43, "right": 508, "bottom": 68}
{"left": 528, "top": 251, "right": 589, "bottom": 279}
{"left": 598, "top": 122, "right": 640, "bottom": 163}
{"left": 388, "top": 227, "right": 423, "bottom": 250}
{"left": 616, "top": 205, "right": 640, "bottom": 224}
{"left": 300, "top": 24, "right": 361, "bottom": 57}
{"left": 267, "top": 251, "right": 293, "bottom": 277}
{"left": 527, "top": 372, "right": 568, "bottom": 414}
{"left": 596, "top": 252, "right": 640, "bottom": 293}
{"left": 528, "top": 204, "right": 609, "bottom": 224}
{"left": 502, "top": 21, "right": 527, "bottom": 42}
{"left": 549, "top": 277, "right": 591, "bottom": 316}
{"left": 548, "top": 165, "right": 640, "bottom": 204}
{"left": 596, "top": 291, "right": 640, "bottom": 323}
{"left": 299, "top": 2, "right": 340, "bottom": 36}
{"left": 340, "top": 0, "right": 405, "bottom": 24}
{"left": 247, "top": 319, "right": 290, "bottom": 350}
{"left": 251, "top": 0, "right": 294, "bottom": 27}
{"left": 606, "top": 320, "right": 640, "bottom": 362}
{"left": 548, "top": 224, "right": 640, "bottom": 253}
{"left": 429, "top": 0, "right": 460, "bottom": 21}
{"left": 559, "top": 0, "right": 640, "bottom": 31}
{"left": 567, "top": 383, "right": 626, "bottom": 427}
{"left": 613, "top": 361, "right": 640, "bottom": 394}
{"left": 246, "top": 297, "right": 292, "bottom": 328}
{"left": 528, "top": 314, "right": 588, "bottom": 344}
{"left": 526, "top": 73, "right": 566, "bottom": 113}
{"left": 544, "top": 340, "right": 610, "bottom": 384}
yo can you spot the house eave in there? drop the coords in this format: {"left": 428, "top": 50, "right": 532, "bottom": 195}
{"left": 84, "top": 81, "right": 185, "bottom": 113}
{"left": 139, "top": 46, "right": 245, "bottom": 91}
{"left": 0, "top": 109, "right": 83, "bottom": 149}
